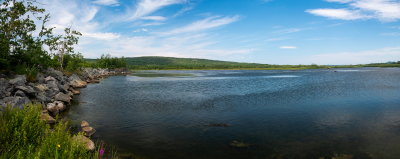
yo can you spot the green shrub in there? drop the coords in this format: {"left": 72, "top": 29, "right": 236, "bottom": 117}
{"left": 0, "top": 104, "right": 118, "bottom": 159}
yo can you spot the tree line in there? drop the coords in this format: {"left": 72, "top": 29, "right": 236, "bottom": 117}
{"left": 0, "top": 0, "right": 126, "bottom": 75}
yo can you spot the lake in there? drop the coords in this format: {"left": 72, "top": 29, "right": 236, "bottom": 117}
{"left": 66, "top": 68, "right": 400, "bottom": 159}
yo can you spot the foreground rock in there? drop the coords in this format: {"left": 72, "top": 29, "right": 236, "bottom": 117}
{"left": 82, "top": 126, "right": 96, "bottom": 137}
{"left": 69, "top": 74, "right": 87, "bottom": 88}
{"left": 9, "top": 75, "right": 26, "bottom": 86}
{"left": 1, "top": 96, "right": 30, "bottom": 109}
{"left": 40, "top": 110, "right": 55, "bottom": 124}
{"left": 54, "top": 92, "right": 71, "bottom": 103}
{"left": 80, "top": 120, "right": 96, "bottom": 137}
{"left": 46, "top": 101, "right": 66, "bottom": 115}
{"left": 81, "top": 120, "right": 90, "bottom": 127}
{"left": 72, "top": 135, "right": 95, "bottom": 151}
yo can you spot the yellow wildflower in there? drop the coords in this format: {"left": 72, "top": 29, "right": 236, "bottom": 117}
{"left": 57, "top": 144, "right": 61, "bottom": 148}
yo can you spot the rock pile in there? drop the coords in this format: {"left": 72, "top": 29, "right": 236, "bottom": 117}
{"left": 0, "top": 67, "right": 128, "bottom": 151}
{"left": 0, "top": 68, "right": 121, "bottom": 110}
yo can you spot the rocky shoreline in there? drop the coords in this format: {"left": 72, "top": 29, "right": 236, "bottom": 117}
{"left": 0, "top": 67, "right": 129, "bottom": 150}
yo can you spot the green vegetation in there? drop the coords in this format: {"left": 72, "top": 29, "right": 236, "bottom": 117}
{"left": 120, "top": 56, "right": 328, "bottom": 70}
{"left": 95, "top": 56, "right": 397, "bottom": 70}
{"left": 0, "top": 0, "right": 83, "bottom": 74}
{"left": 0, "top": 0, "right": 126, "bottom": 75}
{"left": 91, "top": 54, "right": 127, "bottom": 69}
{"left": 0, "top": 103, "right": 117, "bottom": 159}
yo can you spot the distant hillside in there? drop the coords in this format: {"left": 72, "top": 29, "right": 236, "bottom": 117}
{"left": 124, "top": 56, "right": 271, "bottom": 69}
{"left": 86, "top": 56, "right": 328, "bottom": 70}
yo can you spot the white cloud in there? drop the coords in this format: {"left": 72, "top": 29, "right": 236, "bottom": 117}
{"left": 307, "top": 47, "right": 400, "bottom": 65}
{"left": 280, "top": 46, "right": 297, "bottom": 49}
{"left": 162, "top": 15, "right": 240, "bottom": 35}
{"left": 133, "top": 28, "right": 149, "bottom": 33}
{"left": 140, "top": 16, "right": 167, "bottom": 21}
{"left": 306, "top": 8, "right": 367, "bottom": 20}
{"left": 307, "top": 0, "right": 400, "bottom": 22}
{"left": 82, "top": 32, "right": 120, "bottom": 40}
{"left": 38, "top": 0, "right": 121, "bottom": 43}
{"left": 93, "top": 0, "right": 119, "bottom": 6}
{"left": 128, "top": 0, "right": 185, "bottom": 21}
{"left": 36, "top": 0, "right": 251, "bottom": 61}
{"left": 273, "top": 27, "right": 312, "bottom": 35}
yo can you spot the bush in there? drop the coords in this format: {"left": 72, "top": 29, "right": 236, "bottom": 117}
{"left": 0, "top": 104, "right": 118, "bottom": 159}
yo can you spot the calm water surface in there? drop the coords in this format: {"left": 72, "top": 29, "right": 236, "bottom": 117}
{"left": 67, "top": 68, "right": 400, "bottom": 159}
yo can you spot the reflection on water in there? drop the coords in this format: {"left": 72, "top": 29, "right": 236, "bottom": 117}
{"left": 67, "top": 68, "right": 400, "bottom": 159}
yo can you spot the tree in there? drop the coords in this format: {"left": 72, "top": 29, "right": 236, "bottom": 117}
{"left": 0, "top": 0, "right": 48, "bottom": 68}
{"left": 46, "top": 27, "right": 82, "bottom": 70}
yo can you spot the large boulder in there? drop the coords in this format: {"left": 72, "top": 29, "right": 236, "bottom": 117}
{"left": 54, "top": 92, "right": 71, "bottom": 103}
{"left": 15, "top": 85, "right": 36, "bottom": 96}
{"left": 46, "top": 102, "right": 59, "bottom": 115}
{"left": 80, "top": 120, "right": 96, "bottom": 137}
{"left": 34, "top": 84, "right": 49, "bottom": 92}
{"left": 72, "top": 135, "right": 95, "bottom": 151}
{"left": 58, "top": 83, "right": 70, "bottom": 93}
{"left": 9, "top": 75, "right": 26, "bottom": 86}
{"left": 46, "top": 101, "right": 65, "bottom": 115}
{"left": 82, "top": 126, "right": 96, "bottom": 137}
{"left": 69, "top": 74, "right": 87, "bottom": 88}
{"left": 46, "top": 80, "right": 60, "bottom": 97}
{"left": 14, "top": 90, "right": 26, "bottom": 97}
{"left": 46, "top": 68, "right": 64, "bottom": 81}
{"left": 81, "top": 120, "right": 90, "bottom": 127}
{"left": 71, "top": 89, "right": 80, "bottom": 95}
{"left": 54, "top": 101, "right": 65, "bottom": 111}
{"left": 2, "top": 96, "right": 30, "bottom": 109}
{"left": 35, "top": 92, "right": 52, "bottom": 103}
{"left": 44, "top": 76, "right": 56, "bottom": 82}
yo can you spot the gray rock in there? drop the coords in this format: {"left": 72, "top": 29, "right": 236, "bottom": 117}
{"left": 82, "top": 126, "right": 96, "bottom": 137}
{"left": 58, "top": 83, "right": 69, "bottom": 93}
{"left": 0, "top": 78, "right": 9, "bottom": 98}
{"left": 54, "top": 92, "right": 71, "bottom": 103}
{"left": 14, "top": 90, "right": 26, "bottom": 97}
{"left": 46, "top": 68, "right": 64, "bottom": 81}
{"left": 2, "top": 96, "right": 30, "bottom": 109}
{"left": 34, "top": 84, "right": 48, "bottom": 92}
{"left": 46, "top": 102, "right": 59, "bottom": 115}
{"left": 45, "top": 89, "right": 58, "bottom": 100}
{"left": 15, "top": 85, "right": 36, "bottom": 95}
{"left": 81, "top": 120, "right": 90, "bottom": 127}
{"left": 9, "top": 75, "right": 26, "bottom": 86}
{"left": 36, "top": 92, "right": 52, "bottom": 103}
{"left": 46, "top": 101, "right": 66, "bottom": 115}
{"left": 46, "top": 80, "right": 60, "bottom": 96}
{"left": 69, "top": 74, "right": 82, "bottom": 82}
{"left": 69, "top": 74, "right": 87, "bottom": 88}
{"left": 72, "top": 135, "right": 95, "bottom": 151}
{"left": 44, "top": 76, "right": 56, "bottom": 82}
{"left": 54, "top": 101, "right": 65, "bottom": 111}
{"left": 36, "top": 73, "right": 45, "bottom": 84}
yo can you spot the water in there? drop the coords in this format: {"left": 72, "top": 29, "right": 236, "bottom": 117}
{"left": 66, "top": 68, "right": 400, "bottom": 159}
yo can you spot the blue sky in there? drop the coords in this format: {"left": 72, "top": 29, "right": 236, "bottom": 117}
{"left": 40, "top": 0, "right": 400, "bottom": 65}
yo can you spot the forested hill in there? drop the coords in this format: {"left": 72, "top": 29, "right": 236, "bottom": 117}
{"left": 124, "top": 56, "right": 270, "bottom": 69}
{"left": 87, "top": 56, "right": 330, "bottom": 70}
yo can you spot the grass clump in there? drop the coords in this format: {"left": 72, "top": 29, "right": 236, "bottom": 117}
{"left": 0, "top": 103, "right": 118, "bottom": 159}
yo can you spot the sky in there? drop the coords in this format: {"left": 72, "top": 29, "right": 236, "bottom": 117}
{"left": 37, "top": 0, "right": 400, "bottom": 65}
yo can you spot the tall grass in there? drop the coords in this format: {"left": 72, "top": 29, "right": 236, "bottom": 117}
{"left": 0, "top": 104, "right": 118, "bottom": 159}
